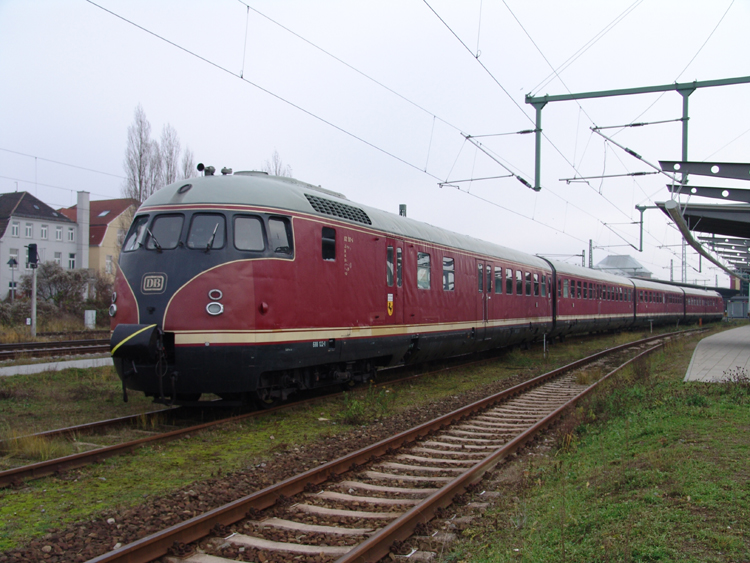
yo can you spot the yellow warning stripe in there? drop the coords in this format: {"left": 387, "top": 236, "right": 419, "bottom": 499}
{"left": 110, "top": 324, "right": 157, "bottom": 357}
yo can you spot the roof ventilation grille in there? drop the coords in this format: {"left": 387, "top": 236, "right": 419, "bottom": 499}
{"left": 304, "top": 194, "right": 372, "bottom": 225}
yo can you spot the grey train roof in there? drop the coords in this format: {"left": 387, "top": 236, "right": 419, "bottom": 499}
{"left": 142, "top": 172, "right": 549, "bottom": 269}
{"left": 142, "top": 172, "right": 720, "bottom": 298}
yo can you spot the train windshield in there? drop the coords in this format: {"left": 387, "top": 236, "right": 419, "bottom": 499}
{"left": 268, "top": 217, "right": 293, "bottom": 255}
{"left": 187, "top": 214, "right": 225, "bottom": 250}
{"left": 147, "top": 215, "right": 183, "bottom": 250}
{"left": 122, "top": 216, "right": 149, "bottom": 252}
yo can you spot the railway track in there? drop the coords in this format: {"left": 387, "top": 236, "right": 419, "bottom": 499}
{"left": 0, "top": 338, "right": 109, "bottom": 360}
{"left": 83, "top": 332, "right": 677, "bottom": 563}
{"left": 0, "top": 329, "right": 701, "bottom": 491}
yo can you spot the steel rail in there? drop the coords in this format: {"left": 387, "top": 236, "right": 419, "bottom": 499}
{"left": 83, "top": 330, "right": 685, "bottom": 563}
{"left": 335, "top": 343, "right": 663, "bottom": 563}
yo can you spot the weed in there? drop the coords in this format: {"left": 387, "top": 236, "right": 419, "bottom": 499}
{"left": 575, "top": 367, "right": 601, "bottom": 385}
{"left": 0, "top": 428, "right": 72, "bottom": 460}
{"left": 337, "top": 383, "right": 396, "bottom": 425}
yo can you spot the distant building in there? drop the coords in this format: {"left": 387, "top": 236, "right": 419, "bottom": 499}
{"left": 60, "top": 198, "right": 138, "bottom": 277}
{"left": 0, "top": 191, "right": 79, "bottom": 300}
{"left": 594, "top": 255, "right": 652, "bottom": 278}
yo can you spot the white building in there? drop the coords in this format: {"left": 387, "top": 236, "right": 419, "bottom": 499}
{"left": 0, "top": 191, "right": 88, "bottom": 300}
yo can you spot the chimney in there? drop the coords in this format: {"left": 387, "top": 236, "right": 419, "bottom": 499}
{"left": 77, "top": 191, "right": 90, "bottom": 269}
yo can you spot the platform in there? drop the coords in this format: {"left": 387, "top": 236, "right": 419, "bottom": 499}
{"left": 684, "top": 324, "right": 750, "bottom": 382}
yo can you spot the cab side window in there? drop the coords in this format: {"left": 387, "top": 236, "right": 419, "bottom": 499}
{"left": 322, "top": 228, "right": 336, "bottom": 260}
{"left": 268, "top": 217, "right": 293, "bottom": 256}
{"left": 234, "top": 216, "right": 265, "bottom": 251}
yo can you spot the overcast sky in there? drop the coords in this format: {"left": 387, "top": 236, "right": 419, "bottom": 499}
{"left": 1, "top": 0, "right": 748, "bottom": 286}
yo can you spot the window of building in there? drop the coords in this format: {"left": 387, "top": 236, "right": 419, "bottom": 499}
{"left": 396, "top": 248, "right": 402, "bottom": 287}
{"left": 54, "top": 252, "right": 62, "bottom": 266}
{"left": 534, "top": 273, "right": 539, "bottom": 296}
{"left": 525, "top": 272, "right": 532, "bottom": 296}
{"left": 55, "top": 226, "right": 63, "bottom": 241}
{"left": 41, "top": 225, "right": 48, "bottom": 240}
{"left": 187, "top": 214, "right": 225, "bottom": 250}
{"left": 25, "top": 223, "right": 32, "bottom": 238}
{"left": 11, "top": 222, "right": 19, "bottom": 237}
{"left": 443, "top": 257, "right": 455, "bottom": 291}
{"left": 67, "top": 227, "right": 75, "bottom": 242}
{"left": 506, "top": 268, "right": 513, "bottom": 294}
{"left": 8, "top": 249, "right": 18, "bottom": 269}
{"left": 322, "top": 227, "right": 336, "bottom": 261}
{"left": 516, "top": 270, "right": 523, "bottom": 295}
{"left": 234, "top": 216, "right": 265, "bottom": 251}
{"left": 105, "top": 255, "right": 113, "bottom": 274}
{"left": 494, "top": 267, "right": 503, "bottom": 294}
{"left": 68, "top": 253, "right": 76, "bottom": 269}
{"left": 147, "top": 214, "right": 184, "bottom": 250}
{"left": 268, "top": 217, "right": 293, "bottom": 255}
{"left": 417, "top": 252, "right": 431, "bottom": 289}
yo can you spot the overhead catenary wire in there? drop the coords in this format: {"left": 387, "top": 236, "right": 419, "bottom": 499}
{"left": 0, "top": 148, "right": 126, "bottom": 179}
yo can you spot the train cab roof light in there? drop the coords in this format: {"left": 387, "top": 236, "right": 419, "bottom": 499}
{"left": 221, "top": 167, "right": 233, "bottom": 175}
{"left": 197, "top": 163, "right": 215, "bottom": 176}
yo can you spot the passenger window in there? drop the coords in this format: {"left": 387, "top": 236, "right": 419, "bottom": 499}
{"left": 506, "top": 268, "right": 514, "bottom": 294}
{"left": 397, "top": 248, "right": 402, "bottom": 287}
{"left": 187, "top": 214, "right": 225, "bottom": 250}
{"left": 494, "top": 267, "right": 503, "bottom": 294}
{"left": 563, "top": 279, "right": 569, "bottom": 298}
{"left": 443, "top": 257, "right": 455, "bottom": 291}
{"left": 322, "top": 227, "right": 336, "bottom": 261}
{"left": 577, "top": 281, "right": 582, "bottom": 299}
{"left": 525, "top": 272, "right": 532, "bottom": 296}
{"left": 558, "top": 279, "right": 562, "bottom": 298}
{"left": 417, "top": 252, "right": 431, "bottom": 289}
{"left": 123, "top": 215, "right": 149, "bottom": 252}
{"left": 478, "top": 263, "right": 484, "bottom": 292}
{"left": 583, "top": 281, "right": 588, "bottom": 299}
{"left": 234, "top": 216, "right": 265, "bottom": 251}
{"left": 516, "top": 270, "right": 523, "bottom": 295}
{"left": 534, "top": 273, "right": 539, "bottom": 296}
{"left": 387, "top": 246, "right": 394, "bottom": 286}
{"left": 486, "top": 265, "right": 492, "bottom": 293}
{"left": 268, "top": 217, "right": 293, "bottom": 255}
{"left": 541, "top": 275, "right": 546, "bottom": 297}
{"left": 147, "top": 214, "right": 183, "bottom": 250}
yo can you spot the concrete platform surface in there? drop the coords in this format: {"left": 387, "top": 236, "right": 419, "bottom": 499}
{"left": 684, "top": 324, "right": 750, "bottom": 382}
{"left": 0, "top": 356, "right": 113, "bottom": 377}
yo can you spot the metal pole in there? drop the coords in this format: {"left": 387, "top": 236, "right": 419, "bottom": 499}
{"left": 589, "top": 240, "right": 593, "bottom": 268}
{"left": 31, "top": 266, "right": 37, "bottom": 338}
{"left": 532, "top": 101, "right": 546, "bottom": 191}
{"left": 635, "top": 205, "right": 646, "bottom": 252}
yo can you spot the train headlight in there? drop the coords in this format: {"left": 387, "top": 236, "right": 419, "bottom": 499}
{"left": 206, "top": 302, "right": 224, "bottom": 316}
{"left": 109, "top": 304, "right": 117, "bottom": 317}
{"left": 208, "top": 289, "right": 223, "bottom": 300}
{"left": 111, "top": 292, "right": 117, "bottom": 304}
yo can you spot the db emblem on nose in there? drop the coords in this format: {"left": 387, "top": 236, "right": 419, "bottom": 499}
{"left": 142, "top": 273, "right": 167, "bottom": 294}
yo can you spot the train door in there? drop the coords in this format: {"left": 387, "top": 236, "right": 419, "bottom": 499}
{"left": 385, "top": 238, "right": 404, "bottom": 324}
{"left": 476, "top": 260, "right": 490, "bottom": 340}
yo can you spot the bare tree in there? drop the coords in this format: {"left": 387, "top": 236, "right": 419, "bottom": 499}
{"left": 160, "top": 123, "right": 181, "bottom": 186}
{"left": 122, "top": 105, "right": 195, "bottom": 203}
{"left": 262, "top": 149, "right": 293, "bottom": 177}
{"left": 123, "top": 104, "right": 158, "bottom": 203}
{"left": 180, "top": 146, "right": 196, "bottom": 180}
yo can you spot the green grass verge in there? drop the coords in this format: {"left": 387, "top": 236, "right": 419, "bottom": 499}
{"left": 0, "top": 324, "right": 736, "bottom": 553}
{"left": 445, "top": 335, "right": 750, "bottom": 563}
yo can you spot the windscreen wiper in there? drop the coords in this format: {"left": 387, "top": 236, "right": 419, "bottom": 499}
{"left": 146, "top": 228, "right": 163, "bottom": 253}
{"left": 205, "top": 223, "right": 219, "bottom": 253}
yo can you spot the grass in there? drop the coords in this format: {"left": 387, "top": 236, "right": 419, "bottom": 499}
{"left": 443, "top": 335, "right": 750, "bottom": 563}
{"left": 0, "top": 323, "right": 737, "bottom": 553}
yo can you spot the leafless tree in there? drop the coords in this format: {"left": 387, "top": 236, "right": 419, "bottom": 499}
{"left": 122, "top": 105, "right": 195, "bottom": 204}
{"left": 160, "top": 123, "right": 181, "bottom": 186}
{"left": 262, "top": 149, "right": 293, "bottom": 177}
{"left": 123, "top": 104, "right": 158, "bottom": 203}
{"left": 181, "top": 146, "right": 196, "bottom": 180}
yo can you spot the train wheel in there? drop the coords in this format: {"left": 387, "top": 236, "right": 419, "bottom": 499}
{"left": 254, "top": 389, "right": 280, "bottom": 409}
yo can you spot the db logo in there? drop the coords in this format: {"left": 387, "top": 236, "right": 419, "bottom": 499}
{"left": 142, "top": 273, "right": 167, "bottom": 294}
